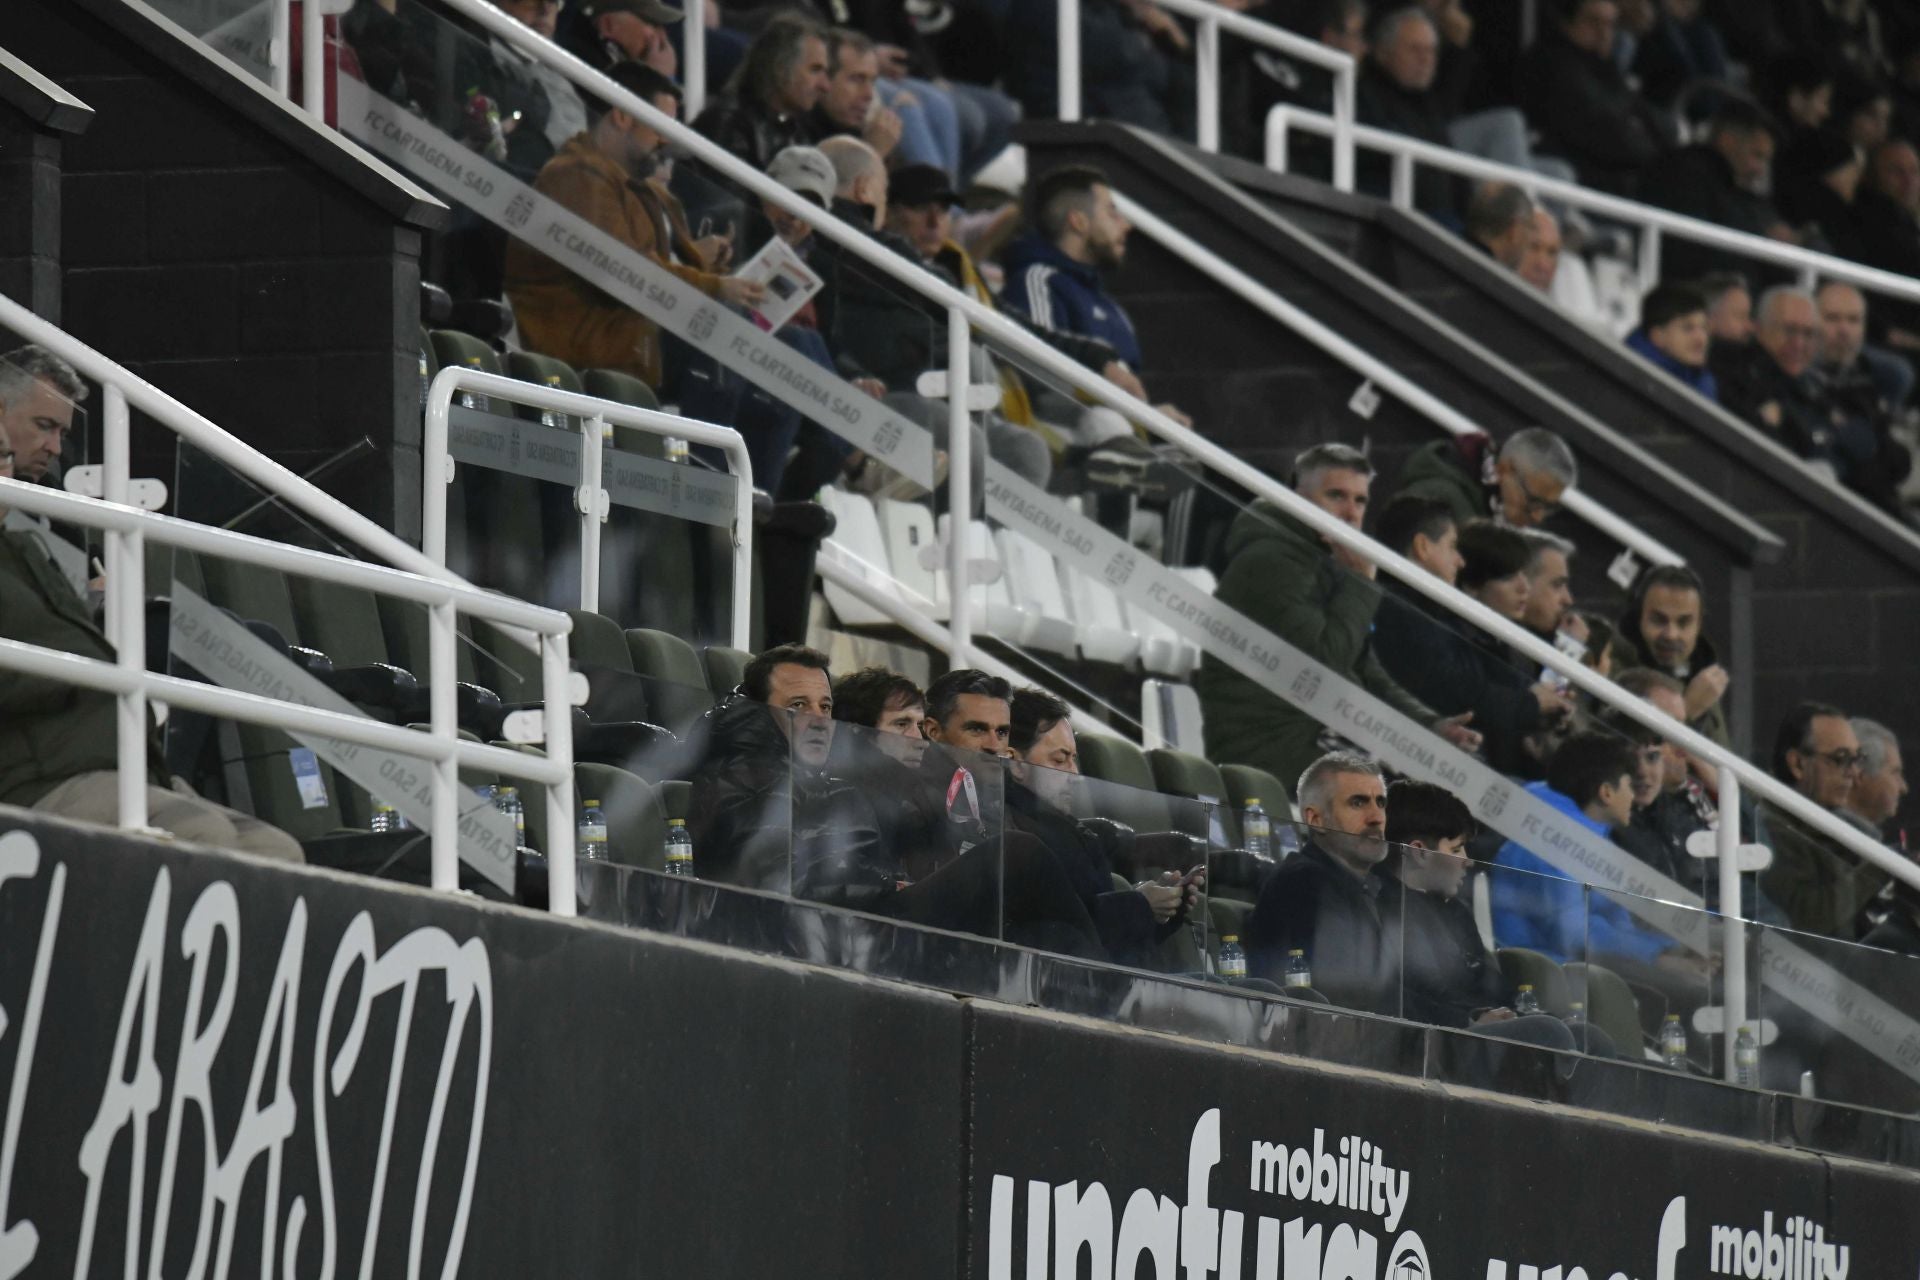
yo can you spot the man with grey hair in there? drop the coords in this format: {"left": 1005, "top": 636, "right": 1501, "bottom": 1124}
{"left": 1464, "top": 182, "right": 1537, "bottom": 271}
{"left": 0, "top": 345, "right": 85, "bottom": 484}
{"left": 1518, "top": 527, "right": 1579, "bottom": 645}
{"left": 1390, "top": 424, "right": 1577, "bottom": 532}
{"left": 1847, "top": 718, "right": 1909, "bottom": 844}
{"left": 1243, "top": 751, "right": 1398, "bottom": 1010}
{"left": 1810, "top": 281, "right": 1914, "bottom": 514}
{"left": 1720, "top": 286, "right": 1836, "bottom": 471}
{"left": 1200, "top": 442, "right": 1480, "bottom": 795}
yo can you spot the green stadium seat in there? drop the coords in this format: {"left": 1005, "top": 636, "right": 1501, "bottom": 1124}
{"left": 505, "top": 351, "right": 584, "bottom": 425}
{"left": 1221, "top": 763, "right": 1292, "bottom": 820}
{"left": 1564, "top": 961, "right": 1648, "bottom": 1056}
{"left": 702, "top": 644, "right": 751, "bottom": 696}
{"left": 623, "top": 627, "right": 714, "bottom": 735}
{"left": 1146, "top": 747, "right": 1232, "bottom": 844}
{"left": 576, "top": 761, "right": 668, "bottom": 870}
{"left": 429, "top": 329, "right": 501, "bottom": 377}
{"left": 1076, "top": 733, "right": 1171, "bottom": 835}
{"left": 1497, "top": 947, "right": 1572, "bottom": 1018}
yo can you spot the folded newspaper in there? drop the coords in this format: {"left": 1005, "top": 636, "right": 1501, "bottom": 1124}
{"left": 736, "top": 235, "right": 824, "bottom": 333}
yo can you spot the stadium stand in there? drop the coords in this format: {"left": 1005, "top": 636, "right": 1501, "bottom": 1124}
{"left": 5, "top": 0, "right": 1920, "bottom": 1268}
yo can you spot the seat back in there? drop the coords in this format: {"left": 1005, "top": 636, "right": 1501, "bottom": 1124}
{"left": 623, "top": 627, "right": 713, "bottom": 734}
{"left": 1076, "top": 733, "right": 1171, "bottom": 835}
{"left": 288, "top": 578, "right": 393, "bottom": 670}
{"left": 1219, "top": 763, "right": 1293, "bottom": 820}
{"left": 1564, "top": 961, "right": 1646, "bottom": 1056}
{"left": 467, "top": 616, "right": 545, "bottom": 705}
{"left": 1140, "top": 679, "right": 1205, "bottom": 754}
{"left": 429, "top": 329, "right": 501, "bottom": 378}
{"left": 875, "top": 498, "right": 941, "bottom": 615}
{"left": 817, "top": 490, "right": 905, "bottom": 626}
{"left": 505, "top": 351, "right": 585, "bottom": 418}
{"left": 1496, "top": 947, "right": 1572, "bottom": 1018}
{"left": 992, "top": 528, "right": 1078, "bottom": 656}
{"left": 1058, "top": 562, "right": 1139, "bottom": 665}
{"left": 576, "top": 761, "right": 668, "bottom": 870}
{"left": 702, "top": 645, "right": 751, "bottom": 697}
{"left": 584, "top": 366, "right": 661, "bottom": 415}
{"left": 1146, "top": 747, "right": 1231, "bottom": 845}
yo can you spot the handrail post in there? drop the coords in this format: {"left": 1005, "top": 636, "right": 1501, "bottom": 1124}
{"left": 1389, "top": 151, "right": 1415, "bottom": 210}
{"left": 429, "top": 599, "right": 460, "bottom": 892}
{"left": 1637, "top": 225, "right": 1663, "bottom": 293}
{"left": 102, "top": 385, "right": 147, "bottom": 831}
{"left": 1196, "top": 16, "right": 1220, "bottom": 153}
{"left": 685, "top": 0, "right": 707, "bottom": 120}
{"left": 301, "top": 0, "right": 325, "bottom": 117}
{"left": 727, "top": 441, "right": 753, "bottom": 653}
{"left": 423, "top": 375, "right": 454, "bottom": 570}
{"left": 946, "top": 306, "right": 972, "bottom": 668}
{"left": 542, "top": 629, "right": 577, "bottom": 916}
{"left": 1058, "top": 0, "right": 1081, "bottom": 122}
{"left": 1266, "top": 107, "right": 1290, "bottom": 172}
{"left": 1330, "top": 61, "right": 1356, "bottom": 192}
{"left": 1717, "top": 765, "right": 1749, "bottom": 1084}
{"left": 579, "top": 413, "right": 606, "bottom": 614}
{"left": 270, "top": 0, "right": 292, "bottom": 97}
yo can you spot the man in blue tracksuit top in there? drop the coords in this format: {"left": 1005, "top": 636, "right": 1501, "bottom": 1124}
{"left": 1000, "top": 164, "right": 1193, "bottom": 438}
{"left": 1491, "top": 732, "right": 1712, "bottom": 989}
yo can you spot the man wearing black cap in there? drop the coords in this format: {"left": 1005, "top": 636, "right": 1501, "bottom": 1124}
{"left": 561, "top": 0, "right": 684, "bottom": 78}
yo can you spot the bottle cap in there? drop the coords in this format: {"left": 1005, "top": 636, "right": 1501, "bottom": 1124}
{"left": 1664, "top": 1013, "right": 1680, "bottom": 1022}
{"left": 1223, "top": 934, "right": 1239, "bottom": 943}
{"left": 1518, "top": 983, "right": 1533, "bottom": 991}
{"left": 1287, "top": 948, "right": 1304, "bottom": 957}
{"left": 585, "top": 799, "right": 601, "bottom": 807}
{"left": 1570, "top": 1002, "right": 1584, "bottom": 1011}
{"left": 1245, "top": 797, "right": 1260, "bottom": 805}
{"left": 669, "top": 817, "right": 687, "bottom": 827}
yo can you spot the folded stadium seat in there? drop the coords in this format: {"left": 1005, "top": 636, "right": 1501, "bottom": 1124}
{"left": 1075, "top": 732, "right": 1173, "bottom": 839}
{"left": 1140, "top": 678, "right": 1204, "bottom": 754}
{"left": 1562, "top": 962, "right": 1647, "bottom": 1057}
{"left": 990, "top": 527, "right": 1080, "bottom": 657}
{"left": 428, "top": 329, "right": 502, "bottom": 381}
{"left": 702, "top": 644, "right": 750, "bottom": 697}
{"left": 1126, "top": 600, "right": 1193, "bottom": 679}
{"left": 932, "top": 515, "right": 1028, "bottom": 645}
{"left": 874, "top": 498, "right": 943, "bottom": 614}
{"left": 623, "top": 627, "right": 715, "bottom": 737}
{"left": 1496, "top": 947, "right": 1573, "bottom": 1018}
{"left": 1146, "top": 747, "right": 1230, "bottom": 815}
{"left": 1056, "top": 562, "right": 1141, "bottom": 666}
{"left": 817, "top": 489, "right": 928, "bottom": 627}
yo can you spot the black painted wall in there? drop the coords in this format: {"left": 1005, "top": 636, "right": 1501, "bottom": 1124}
{"left": 0, "top": 110, "right": 65, "bottom": 321}
{"left": 0, "top": 0, "right": 444, "bottom": 544}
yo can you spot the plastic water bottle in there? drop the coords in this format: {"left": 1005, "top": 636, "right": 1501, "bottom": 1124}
{"left": 495, "top": 785, "right": 525, "bottom": 843}
{"left": 665, "top": 436, "right": 690, "bottom": 464}
{"left": 1285, "top": 948, "right": 1312, "bottom": 989}
{"left": 1242, "top": 798, "right": 1271, "bottom": 859}
{"left": 1217, "top": 935, "right": 1246, "bottom": 980}
{"left": 1661, "top": 1014, "right": 1689, "bottom": 1070}
{"left": 664, "top": 818, "right": 695, "bottom": 877}
{"left": 1735, "top": 1025, "right": 1759, "bottom": 1087}
{"left": 370, "top": 801, "right": 410, "bottom": 833}
{"left": 1514, "top": 983, "right": 1540, "bottom": 1016}
{"left": 578, "top": 800, "right": 609, "bottom": 862}
{"left": 1565, "top": 1001, "right": 1587, "bottom": 1030}
{"left": 539, "top": 375, "right": 565, "bottom": 427}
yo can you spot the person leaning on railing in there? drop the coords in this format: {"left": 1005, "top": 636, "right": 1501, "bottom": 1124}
{"left": 0, "top": 447, "right": 302, "bottom": 864}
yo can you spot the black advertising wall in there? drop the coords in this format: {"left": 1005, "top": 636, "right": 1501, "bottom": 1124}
{"left": 4, "top": 813, "right": 1919, "bottom": 1279}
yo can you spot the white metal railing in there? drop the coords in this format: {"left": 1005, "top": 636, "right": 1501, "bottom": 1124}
{"left": 1115, "top": 193, "right": 1693, "bottom": 571}
{"left": 1266, "top": 104, "right": 1920, "bottom": 302}
{"left": 0, "top": 479, "right": 581, "bottom": 913}
{"left": 0, "top": 290, "right": 589, "bottom": 910}
{"left": 422, "top": 367, "right": 755, "bottom": 647}
{"left": 325, "top": 0, "right": 1920, "bottom": 1075}
{"left": 1061, "top": 0, "right": 1357, "bottom": 183}
{"left": 422, "top": 0, "right": 1920, "bottom": 905}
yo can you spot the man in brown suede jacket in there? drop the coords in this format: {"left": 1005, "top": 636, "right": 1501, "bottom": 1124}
{"left": 504, "top": 61, "right": 764, "bottom": 388}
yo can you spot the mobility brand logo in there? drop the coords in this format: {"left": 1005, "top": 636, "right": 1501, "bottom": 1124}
{"left": 986, "top": 1110, "right": 1429, "bottom": 1280}
{"left": 1485, "top": 1198, "right": 1852, "bottom": 1280}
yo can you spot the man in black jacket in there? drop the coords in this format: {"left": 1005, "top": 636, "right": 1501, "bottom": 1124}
{"left": 692, "top": 14, "right": 829, "bottom": 169}
{"left": 1856, "top": 139, "right": 1920, "bottom": 351}
{"left": 1005, "top": 687, "right": 1202, "bottom": 966}
{"left": 1519, "top": 0, "right": 1670, "bottom": 195}
{"left": 1244, "top": 752, "right": 1398, "bottom": 1012}
{"left": 1640, "top": 101, "right": 1799, "bottom": 280}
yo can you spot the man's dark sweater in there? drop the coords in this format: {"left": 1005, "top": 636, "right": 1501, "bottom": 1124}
{"left": 1244, "top": 841, "right": 1397, "bottom": 1015}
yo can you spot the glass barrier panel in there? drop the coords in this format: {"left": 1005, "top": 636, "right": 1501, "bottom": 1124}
{"left": 1746, "top": 905, "right": 1920, "bottom": 1113}
{"left": 1585, "top": 884, "right": 1720, "bottom": 1068}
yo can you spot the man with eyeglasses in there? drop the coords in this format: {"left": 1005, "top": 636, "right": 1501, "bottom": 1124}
{"left": 1389, "top": 425, "right": 1578, "bottom": 534}
{"left": 1760, "top": 702, "right": 1890, "bottom": 939}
